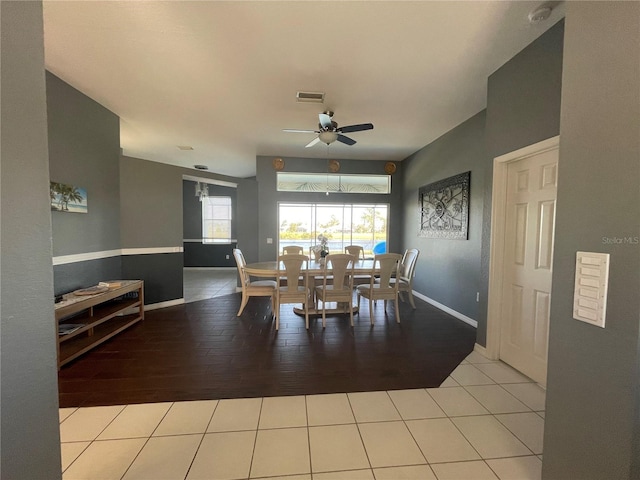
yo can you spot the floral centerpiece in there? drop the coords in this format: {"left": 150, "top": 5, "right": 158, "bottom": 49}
{"left": 313, "top": 234, "right": 330, "bottom": 259}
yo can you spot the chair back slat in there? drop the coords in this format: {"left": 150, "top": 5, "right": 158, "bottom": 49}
{"left": 323, "top": 254, "right": 355, "bottom": 290}
{"left": 278, "top": 254, "right": 308, "bottom": 291}
{"left": 374, "top": 253, "right": 403, "bottom": 289}
{"left": 344, "top": 245, "right": 365, "bottom": 261}
{"left": 283, "top": 245, "right": 304, "bottom": 255}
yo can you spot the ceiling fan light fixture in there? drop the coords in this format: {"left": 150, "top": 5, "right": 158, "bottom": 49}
{"left": 319, "top": 131, "right": 338, "bottom": 145}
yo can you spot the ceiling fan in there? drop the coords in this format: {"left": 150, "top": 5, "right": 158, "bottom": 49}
{"left": 283, "top": 111, "right": 374, "bottom": 148}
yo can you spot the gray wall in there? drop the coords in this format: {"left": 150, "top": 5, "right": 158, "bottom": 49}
{"left": 54, "top": 257, "right": 122, "bottom": 296}
{"left": 478, "top": 20, "right": 565, "bottom": 345}
{"left": 47, "top": 72, "right": 123, "bottom": 294}
{"left": 120, "top": 156, "right": 184, "bottom": 249}
{"left": 255, "top": 155, "right": 402, "bottom": 262}
{"left": 401, "top": 111, "right": 486, "bottom": 321}
{"left": 0, "top": 1, "right": 62, "bottom": 478}
{"left": 120, "top": 156, "right": 189, "bottom": 304}
{"left": 237, "top": 177, "right": 260, "bottom": 264}
{"left": 398, "top": 21, "right": 564, "bottom": 336}
{"left": 121, "top": 156, "right": 257, "bottom": 302}
{"left": 47, "top": 72, "right": 121, "bottom": 256}
{"left": 543, "top": 3, "right": 640, "bottom": 478}
{"left": 182, "top": 180, "right": 237, "bottom": 267}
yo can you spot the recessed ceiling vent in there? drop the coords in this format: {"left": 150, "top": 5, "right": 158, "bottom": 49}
{"left": 194, "top": 164, "right": 208, "bottom": 170}
{"left": 296, "top": 91, "right": 325, "bottom": 103}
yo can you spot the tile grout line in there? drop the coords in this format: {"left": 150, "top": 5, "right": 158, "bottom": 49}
{"left": 61, "top": 405, "right": 127, "bottom": 474}
{"left": 347, "top": 392, "right": 375, "bottom": 474}
{"left": 425, "top": 387, "right": 489, "bottom": 467}
{"left": 182, "top": 400, "right": 219, "bottom": 480}
{"left": 389, "top": 389, "right": 436, "bottom": 475}
{"left": 61, "top": 353, "right": 545, "bottom": 478}
{"left": 305, "top": 395, "right": 312, "bottom": 477}
{"left": 246, "top": 397, "right": 264, "bottom": 479}
{"left": 118, "top": 401, "right": 175, "bottom": 480}
{"left": 447, "top": 374, "right": 540, "bottom": 464}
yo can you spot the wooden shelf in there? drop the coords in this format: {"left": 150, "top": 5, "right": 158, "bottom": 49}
{"left": 55, "top": 280, "right": 144, "bottom": 368}
{"left": 58, "top": 298, "right": 141, "bottom": 343}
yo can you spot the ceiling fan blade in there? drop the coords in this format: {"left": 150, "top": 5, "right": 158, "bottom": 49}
{"left": 283, "top": 129, "right": 318, "bottom": 134}
{"left": 337, "top": 134, "right": 356, "bottom": 146}
{"left": 305, "top": 137, "right": 322, "bottom": 148}
{"left": 318, "top": 113, "right": 333, "bottom": 129}
{"left": 339, "top": 123, "right": 374, "bottom": 133}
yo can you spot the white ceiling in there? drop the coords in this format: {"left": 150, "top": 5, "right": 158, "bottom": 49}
{"left": 42, "top": 1, "right": 564, "bottom": 179}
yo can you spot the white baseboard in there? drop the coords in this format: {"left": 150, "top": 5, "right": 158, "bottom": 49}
{"left": 474, "top": 343, "right": 493, "bottom": 358}
{"left": 144, "top": 298, "right": 185, "bottom": 311}
{"left": 412, "top": 291, "right": 478, "bottom": 328}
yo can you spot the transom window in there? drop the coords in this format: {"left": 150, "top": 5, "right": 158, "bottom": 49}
{"left": 203, "top": 196, "right": 232, "bottom": 243}
{"left": 277, "top": 172, "right": 391, "bottom": 194}
{"left": 278, "top": 203, "right": 388, "bottom": 256}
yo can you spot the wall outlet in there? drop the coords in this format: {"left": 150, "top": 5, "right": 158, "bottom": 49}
{"left": 266, "top": 238, "right": 273, "bottom": 244}
{"left": 225, "top": 254, "right": 229, "bottom": 259}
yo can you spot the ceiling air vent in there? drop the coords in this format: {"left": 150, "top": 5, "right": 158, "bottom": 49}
{"left": 296, "top": 91, "right": 325, "bottom": 103}
{"left": 194, "top": 164, "right": 208, "bottom": 170}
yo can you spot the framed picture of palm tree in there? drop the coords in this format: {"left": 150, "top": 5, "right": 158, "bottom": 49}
{"left": 50, "top": 182, "right": 88, "bottom": 213}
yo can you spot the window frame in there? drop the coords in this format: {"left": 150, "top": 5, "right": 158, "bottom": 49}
{"left": 277, "top": 202, "right": 389, "bottom": 256}
{"left": 202, "top": 195, "right": 233, "bottom": 244}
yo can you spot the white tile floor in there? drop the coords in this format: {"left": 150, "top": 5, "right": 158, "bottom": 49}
{"left": 59, "top": 351, "right": 546, "bottom": 480}
{"left": 183, "top": 268, "right": 238, "bottom": 304}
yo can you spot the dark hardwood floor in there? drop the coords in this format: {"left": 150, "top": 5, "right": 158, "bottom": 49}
{"left": 58, "top": 293, "right": 477, "bottom": 407}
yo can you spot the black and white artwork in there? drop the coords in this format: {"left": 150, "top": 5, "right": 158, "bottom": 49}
{"left": 419, "top": 171, "right": 470, "bottom": 239}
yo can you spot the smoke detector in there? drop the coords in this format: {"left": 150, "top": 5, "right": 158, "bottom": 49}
{"left": 528, "top": 4, "right": 553, "bottom": 24}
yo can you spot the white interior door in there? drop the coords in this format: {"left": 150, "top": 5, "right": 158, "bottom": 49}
{"left": 499, "top": 147, "right": 558, "bottom": 385}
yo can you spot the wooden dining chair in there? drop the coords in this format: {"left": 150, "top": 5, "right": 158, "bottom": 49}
{"left": 356, "top": 253, "right": 403, "bottom": 324}
{"left": 275, "top": 254, "right": 310, "bottom": 330}
{"left": 233, "top": 248, "right": 277, "bottom": 316}
{"left": 344, "top": 245, "right": 365, "bottom": 260}
{"left": 282, "top": 245, "right": 304, "bottom": 255}
{"left": 345, "top": 245, "right": 369, "bottom": 285}
{"left": 399, "top": 248, "right": 420, "bottom": 308}
{"left": 376, "top": 248, "right": 420, "bottom": 308}
{"left": 314, "top": 253, "right": 356, "bottom": 328}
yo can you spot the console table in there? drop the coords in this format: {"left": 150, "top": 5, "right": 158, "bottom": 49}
{"left": 55, "top": 280, "right": 144, "bottom": 368}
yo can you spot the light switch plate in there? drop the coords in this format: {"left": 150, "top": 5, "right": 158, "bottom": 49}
{"left": 573, "top": 251, "right": 609, "bottom": 328}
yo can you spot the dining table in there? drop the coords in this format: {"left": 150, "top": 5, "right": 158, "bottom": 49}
{"left": 243, "top": 258, "right": 378, "bottom": 317}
